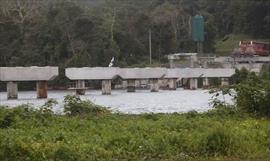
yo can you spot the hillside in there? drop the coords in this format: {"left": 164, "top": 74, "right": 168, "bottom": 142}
{"left": 0, "top": 0, "right": 269, "bottom": 81}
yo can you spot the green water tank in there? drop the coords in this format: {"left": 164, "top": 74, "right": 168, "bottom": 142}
{"left": 192, "top": 15, "right": 204, "bottom": 42}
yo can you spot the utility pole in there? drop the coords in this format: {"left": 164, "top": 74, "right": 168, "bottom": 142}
{"left": 149, "top": 29, "right": 152, "bottom": 65}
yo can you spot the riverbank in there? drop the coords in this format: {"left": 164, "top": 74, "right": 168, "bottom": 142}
{"left": 0, "top": 104, "right": 269, "bottom": 161}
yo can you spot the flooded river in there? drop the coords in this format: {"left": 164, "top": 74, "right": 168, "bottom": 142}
{"left": 0, "top": 89, "right": 233, "bottom": 114}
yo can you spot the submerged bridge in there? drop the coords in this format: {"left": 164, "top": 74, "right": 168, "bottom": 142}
{"left": 0, "top": 66, "right": 235, "bottom": 99}
{"left": 0, "top": 67, "right": 58, "bottom": 99}
{"left": 65, "top": 67, "right": 235, "bottom": 95}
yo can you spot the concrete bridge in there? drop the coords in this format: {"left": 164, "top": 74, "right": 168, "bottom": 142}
{"left": 0, "top": 66, "right": 235, "bottom": 98}
{"left": 0, "top": 67, "right": 58, "bottom": 99}
{"left": 65, "top": 67, "right": 167, "bottom": 94}
{"left": 65, "top": 67, "right": 235, "bottom": 95}
{"left": 165, "top": 68, "right": 235, "bottom": 89}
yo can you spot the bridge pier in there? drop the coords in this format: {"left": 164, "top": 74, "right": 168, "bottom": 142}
{"left": 203, "top": 77, "right": 209, "bottom": 88}
{"left": 168, "top": 78, "right": 177, "bottom": 90}
{"left": 75, "top": 80, "right": 86, "bottom": 95}
{"left": 150, "top": 79, "right": 159, "bottom": 92}
{"left": 37, "top": 81, "right": 48, "bottom": 98}
{"left": 127, "top": 79, "right": 136, "bottom": 92}
{"left": 102, "top": 80, "right": 111, "bottom": 95}
{"left": 7, "top": 81, "right": 18, "bottom": 99}
{"left": 189, "top": 78, "right": 198, "bottom": 90}
{"left": 221, "top": 78, "right": 229, "bottom": 86}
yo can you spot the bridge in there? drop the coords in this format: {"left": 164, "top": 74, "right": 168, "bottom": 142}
{"left": 0, "top": 66, "right": 235, "bottom": 98}
{"left": 0, "top": 67, "right": 58, "bottom": 99}
{"left": 65, "top": 67, "right": 235, "bottom": 95}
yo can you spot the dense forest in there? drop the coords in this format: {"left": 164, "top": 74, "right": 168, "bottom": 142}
{"left": 0, "top": 0, "right": 270, "bottom": 68}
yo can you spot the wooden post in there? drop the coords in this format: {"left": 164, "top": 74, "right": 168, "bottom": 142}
{"left": 37, "top": 81, "right": 48, "bottom": 99}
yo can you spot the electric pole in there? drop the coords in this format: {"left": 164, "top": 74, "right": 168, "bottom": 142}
{"left": 149, "top": 29, "right": 152, "bottom": 65}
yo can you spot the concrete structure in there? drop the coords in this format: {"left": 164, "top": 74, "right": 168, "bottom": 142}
{"left": 7, "top": 81, "right": 18, "bottom": 99}
{"left": 0, "top": 67, "right": 58, "bottom": 99}
{"left": 102, "top": 80, "right": 111, "bottom": 95}
{"left": 165, "top": 68, "right": 235, "bottom": 89}
{"left": 120, "top": 68, "right": 167, "bottom": 92}
{"left": 189, "top": 78, "right": 198, "bottom": 89}
{"left": 203, "top": 77, "right": 209, "bottom": 87}
{"left": 150, "top": 79, "right": 159, "bottom": 92}
{"left": 36, "top": 81, "right": 48, "bottom": 98}
{"left": 65, "top": 67, "right": 120, "bottom": 95}
{"left": 168, "top": 53, "right": 198, "bottom": 68}
{"left": 221, "top": 78, "right": 230, "bottom": 86}
{"left": 75, "top": 80, "right": 86, "bottom": 95}
{"left": 127, "top": 80, "right": 136, "bottom": 92}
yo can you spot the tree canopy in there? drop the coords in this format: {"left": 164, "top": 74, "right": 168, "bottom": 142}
{"left": 0, "top": 0, "right": 269, "bottom": 67}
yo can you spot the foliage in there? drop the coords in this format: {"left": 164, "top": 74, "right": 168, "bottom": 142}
{"left": 235, "top": 79, "right": 270, "bottom": 117}
{"left": 211, "top": 68, "right": 270, "bottom": 117}
{"left": 63, "top": 95, "right": 109, "bottom": 117}
{"left": 0, "top": 105, "right": 270, "bottom": 160}
{"left": 200, "top": 127, "right": 237, "bottom": 156}
{"left": 1, "top": 0, "right": 269, "bottom": 86}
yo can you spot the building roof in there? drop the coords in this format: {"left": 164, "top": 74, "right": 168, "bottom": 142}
{"left": 0, "top": 66, "right": 58, "bottom": 81}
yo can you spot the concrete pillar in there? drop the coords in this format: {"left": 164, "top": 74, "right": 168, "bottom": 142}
{"left": 203, "top": 77, "right": 209, "bottom": 88}
{"left": 150, "top": 79, "right": 159, "bottom": 92}
{"left": 7, "top": 81, "right": 18, "bottom": 99}
{"left": 168, "top": 78, "right": 177, "bottom": 90}
{"left": 189, "top": 78, "right": 198, "bottom": 90}
{"left": 37, "top": 81, "right": 48, "bottom": 99}
{"left": 190, "top": 55, "right": 197, "bottom": 68}
{"left": 102, "top": 80, "right": 111, "bottom": 95}
{"left": 203, "top": 61, "right": 208, "bottom": 68}
{"left": 221, "top": 78, "right": 229, "bottom": 86}
{"left": 169, "top": 59, "right": 174, "bottom": 68}
{"left": 190, "top": 58, "right": 194, "bottom": 68}
{"left": 76, "top": 80, "right": 86, "bottom": 95}
{"left": 127, "top": 79, "right": 136, "bottom": 92}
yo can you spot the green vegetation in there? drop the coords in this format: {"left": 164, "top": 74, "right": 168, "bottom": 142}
{"left": 0, "top": 103, "right": 270, "bottom": 161}
{"left": 1, "top": 81, "right": 270, "bottom": 161}
{"left": 215, "top": 34, "right": 252, "bottom": 55}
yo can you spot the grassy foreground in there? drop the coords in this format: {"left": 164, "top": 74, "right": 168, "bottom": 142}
{"left": 0, "top": 104, "right": 270, "bottom": 161}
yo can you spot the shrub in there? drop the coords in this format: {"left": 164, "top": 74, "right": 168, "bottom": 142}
{"left": 235, "top": 79, "right": 270, "bottom": 117}
{"left": 39, "top": 99, "right": 57, "bottom": 115}
{"left": 63, "top": 95, "right": 109, "bottom": 117}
